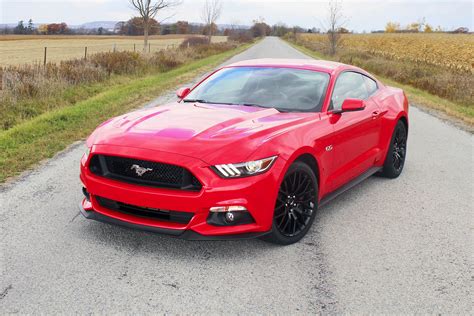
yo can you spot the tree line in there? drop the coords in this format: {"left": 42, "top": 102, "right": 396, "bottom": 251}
{"left": 2, "top": 19, "right": 70, "bottom": 35}
{"left": 384, "top": 18, "right": 469, "bottom": 33}
{"left": 1, "top": 17, "right": 318, "bottom": 39}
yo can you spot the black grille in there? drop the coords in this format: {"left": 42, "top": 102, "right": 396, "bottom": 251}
{"left": 89, "top": 155, "right": 202, "bottom": 191}
{"left": 96, "top": 196, "right": 194, "bottom": 224}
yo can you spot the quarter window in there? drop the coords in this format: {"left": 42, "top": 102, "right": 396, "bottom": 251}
{"left": 331, "top": 72, "right": 368, "bottom": 110}
{"left": 363, "top": 75, "right": 378, "bottom": 96}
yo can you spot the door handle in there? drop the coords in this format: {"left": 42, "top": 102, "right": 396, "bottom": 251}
{"left": 372, "top": 111, "right": 380, "bottom": 119}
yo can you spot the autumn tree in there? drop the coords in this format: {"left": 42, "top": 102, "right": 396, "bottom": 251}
{"left": 406, "top": 22, "right": 421, "bottom": 32}
{"left": 272, "top": 23, "right": 290, "bottom": 37}
{"left": 176, "top": 21, "right": 189, "bottom": 34}
{"left": 201, "top": 0, "right": 222, "bottom": 43}
{"left": 114, "top": 21, "right": 126, "bottom": 34}
{"left": 406, "top": 17, "right": 426, "bottom": 33}
{"left": 424, "top": 23, "right": 433, "bottom": 33}
{"left": 385, "top": 21, "right": 400, "bottom": 33}
{"left": 130, "top": 0, "right": 181, "bottom": 52}
{"left": 338, "top": 27, "right": 349, "bottom": 33}
{"left": 38, "top": 24, "right": 48, "bottom": 34}
{"left": 120, "top": 17, "right": 160, "bottom": 35}
{"left": 251, "top": 18, "right": 271, "bottom": 37}
{"left": 47, "top": 23, "right": 60, "bottom": 34}
{"left": 202, "top": 23, "right": 218, "bottom": 38}
{"left": 46, "top": 23, "right": 68, "bottom": 34}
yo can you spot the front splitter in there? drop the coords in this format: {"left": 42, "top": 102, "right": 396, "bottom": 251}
{"left": 78, "top": 203, "right": 270, "bottom": 241}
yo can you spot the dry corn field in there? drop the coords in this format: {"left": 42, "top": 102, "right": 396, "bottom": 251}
{"left": 0, "top": 35, "right": 227, "bottom": 66}
{"left": 298, "top": 33, "right": 474, "bottom": 74}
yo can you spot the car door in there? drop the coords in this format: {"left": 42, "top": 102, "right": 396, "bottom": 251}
{"left": 326, "top": 71, "right": 382, "bottom": 192}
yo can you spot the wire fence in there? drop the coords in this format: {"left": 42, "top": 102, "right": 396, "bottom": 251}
{"left": 0, "top": 42, "right": 184, "bottom": 66}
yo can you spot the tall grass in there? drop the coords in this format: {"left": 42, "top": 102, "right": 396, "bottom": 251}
{"left": 0, "top": 41, "right": 240, "bottom": 130}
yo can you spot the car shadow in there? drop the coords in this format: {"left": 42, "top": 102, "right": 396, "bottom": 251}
{"left": 79, "top": 216, "right": 280, "bottom": 261}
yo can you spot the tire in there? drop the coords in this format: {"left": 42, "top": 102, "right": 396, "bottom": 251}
{"left": 261, "top": 161, "right": 318, "bottom": 245}
{"left": 380, "top": 120, "right": 407, "bottom": 178}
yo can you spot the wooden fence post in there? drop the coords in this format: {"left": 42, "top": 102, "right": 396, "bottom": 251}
{"left": 148, "top": 43, "right": 151, "bottom": 53}
{"left": 84, "top": 46, "right": 88, "bottom": 60}
{"left": 134, "top": 44, "right": 136, "bottom": 52}
{"left": 43, "top": 47, "right": 47, "bottom": 66}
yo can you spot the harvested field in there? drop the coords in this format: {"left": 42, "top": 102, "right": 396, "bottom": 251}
{"left": 0, "top": 35, "right": 227, "bottom": 65}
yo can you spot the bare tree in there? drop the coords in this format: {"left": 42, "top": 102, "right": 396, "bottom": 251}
{"left": 201, "top": 0, "right": 222, "bottom": 43}
{"left": 324, "top": 0, "right": 346, "bottom": 55}
{"left": 130, "top": 0, "right": 181, "bottom": 52}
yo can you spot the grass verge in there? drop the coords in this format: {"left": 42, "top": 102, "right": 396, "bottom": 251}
{"left": 287, "top": 41, "right": 474, "bottom": 127}
{"left": 0, "top": 43, "right": 252, "bottom": 183}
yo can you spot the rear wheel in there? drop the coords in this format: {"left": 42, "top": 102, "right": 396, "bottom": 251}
{"left": 380, "top": 120, "right": 407, "bottom": 178}
{"left": 261, "top": 161, "right": 318, "bottom": 245}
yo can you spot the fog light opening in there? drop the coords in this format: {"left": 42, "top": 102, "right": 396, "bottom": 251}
{"left": 207, "top": 205, "right": 254, "bottom": 226}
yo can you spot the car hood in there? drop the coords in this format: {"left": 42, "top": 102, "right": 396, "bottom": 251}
{"left": 89, "top": 102, "right": 316, "bottom": 164}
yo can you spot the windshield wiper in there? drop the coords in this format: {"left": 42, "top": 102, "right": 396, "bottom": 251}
{"left": 182, "top": 99, "right": 235, "bottom": 105}
{"left": 182, "top": 99, "right": 207, "bottom": 103}
{"left": 239, "top": 103, "right": 267, "bottom": 108}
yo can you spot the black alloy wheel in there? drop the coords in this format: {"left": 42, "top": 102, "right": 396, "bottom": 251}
{"left": 261, "top": 161, "right": 318, "bottom": 245}
{"left": 392, "top": 124, "right": 407, "bottom": 172}
{"left": 380, "top": 120, "right": 408, "bottom": 178}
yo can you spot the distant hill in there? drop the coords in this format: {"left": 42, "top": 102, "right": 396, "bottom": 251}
{"left": 72, "top": 21, "right": 119, "bottom": 30}
{"left": 216, "top": 24, "right": 251, "bottom": 30}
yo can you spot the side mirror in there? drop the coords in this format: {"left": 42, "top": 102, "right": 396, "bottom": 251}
{"left": 335, "top": 98, "right": 365, "bottom": 114}
{"left": 176, "top": 87, "right": 191, "bottom": 99}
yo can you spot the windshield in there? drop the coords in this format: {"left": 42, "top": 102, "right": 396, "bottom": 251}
{"left": 183, "top": 67, "right": 330, "bottom": 112}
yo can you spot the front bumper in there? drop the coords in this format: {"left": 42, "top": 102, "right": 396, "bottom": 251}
{"left": 80, "top": 145, "right": 285, "bottom": 239}
{"left": 79, "top": 201, "right": 269, "bottom": 240}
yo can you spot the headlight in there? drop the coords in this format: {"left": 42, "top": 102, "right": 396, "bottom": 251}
{"left": 211, "top": 156, "right": 277, "bottom": 178}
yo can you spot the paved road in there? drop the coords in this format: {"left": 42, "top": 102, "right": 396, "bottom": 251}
{"left": 1, "top": 37, "right": 472, "bottom": 314}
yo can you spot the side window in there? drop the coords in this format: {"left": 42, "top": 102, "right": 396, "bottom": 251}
{"left": 363, "top": 75, "right": 378, "bottom": 96}
{"left": 331, "top": 72, "right": 368, "bottom": 110}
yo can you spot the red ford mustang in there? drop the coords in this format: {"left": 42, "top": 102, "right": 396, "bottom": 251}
{"left": 79, "top": 59, "right": 408, "bottom": 245}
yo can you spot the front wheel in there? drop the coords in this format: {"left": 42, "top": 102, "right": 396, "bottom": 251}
{"left": 261, "top": 161, "right": 318, "bottom": 245}
{"left": 380, "top": 120, "right": 407, "bottom": 178}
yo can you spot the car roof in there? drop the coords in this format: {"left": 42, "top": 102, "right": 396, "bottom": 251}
{"left": 225, "top": 58, "right": 350, "bottom": 74}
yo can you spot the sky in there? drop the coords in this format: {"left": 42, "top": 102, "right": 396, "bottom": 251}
{"left": 1, "top": 0, "right": 473, "bottom": 32}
